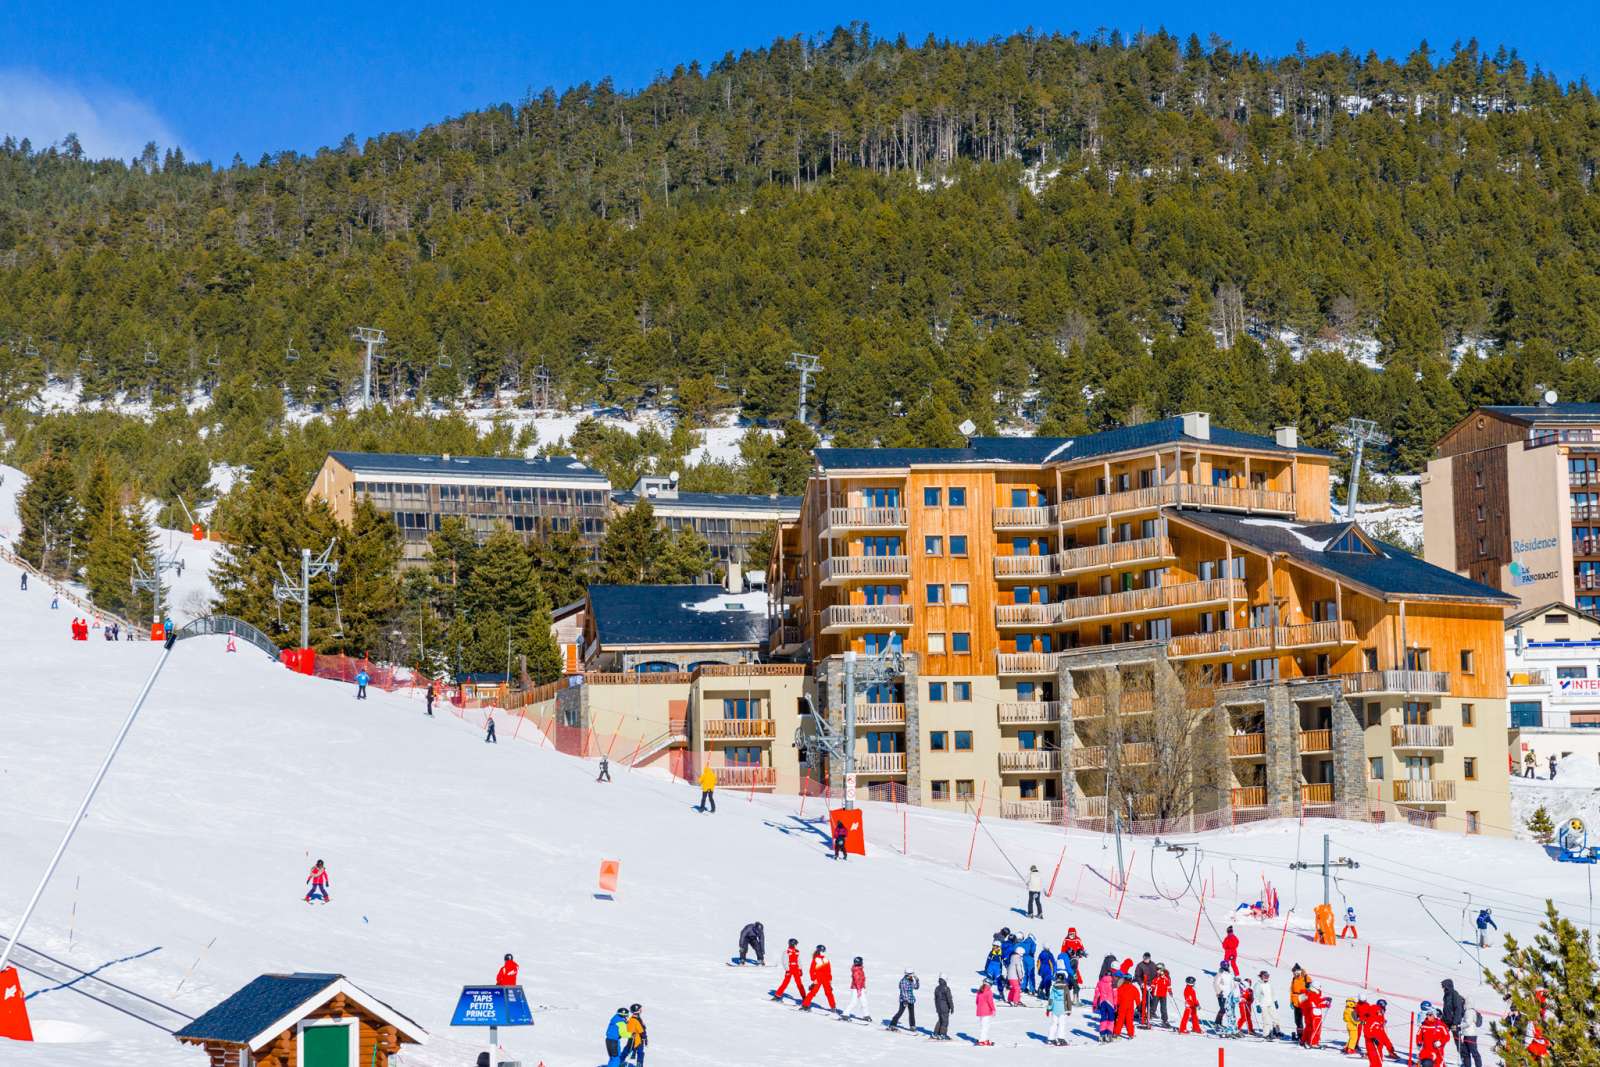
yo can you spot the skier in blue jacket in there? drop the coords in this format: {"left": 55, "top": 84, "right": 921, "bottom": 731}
{"left": 1020, "top": 933, "right": 1038, "bottom": 995}
{"left": 1037, "top": 947, "right": 1057, "bottom": 999}
{"left": 1475, "top": 908, "right": 1497, "bottom": 948}
{"left": 355, "top": 669, "right": 370, "bottom": 700}
{"left": 983, "top": 944, "right": 1004, "bottom": 989}
{"left": 604, "top": 1007, "right": 631, "bottom": 1066}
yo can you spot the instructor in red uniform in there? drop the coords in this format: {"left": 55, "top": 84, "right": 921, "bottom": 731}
{"left": 496, "top": 954, "right": 519, "bottom": 986}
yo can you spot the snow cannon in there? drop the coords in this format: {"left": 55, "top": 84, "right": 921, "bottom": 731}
{"left": 1558, "top": 818, "right": 1599, "bottom": 863}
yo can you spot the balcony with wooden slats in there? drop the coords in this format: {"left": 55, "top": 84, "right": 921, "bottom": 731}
{"left": 1168, "top": 619, "right": 1356, "bottom": 661}
{"left": 1338, "top": 671, "right": 1450, "bottom": 695}
{"left": 993, "top": 505, "right": 1059, "bottom": 529}
{"left": 821, "top": 506, "right": 908, "bottom": 535}
{"left": 1227, "top": 732, "right": 1266, "bottom": 758}
{"left": 1231, "top": 785, "right": 1266, "bottom": 809}
{"left": 1175, "top": 482, "right": 1295, "bottom": 514}
{"left": 715, "top": 765, "right": 778, "bottom": 790}
{"left": 1055, "top": 535, "right": 1176, "bottom": 577}
{"left": 999, "top": 750, "right": 1063, "bottom": 773}
{"left": 819, "top": 554, "right": 910, "bottom": 585}
{"left": 1055, "top": 484, "right": 1295, "bottom": 524}
{"left": 998, "top": 701, "right": 1061, "bottom": 724}
{"left": 1390, "top": 723, "right": 1454, "bottom": 750}
{"left": 856, "top": 702, "right": 908, "bottom": 725}
{"left": 1298, "top": 729, "right": 1332, "bottom": 754}
{"left": 996, "top": 602, "right": 1064, "bottom": 628}
{"left": 997, "top": 651, "right": 1063, "bottom": 675}
{"left": 1301, "top": 783, "right": 1335, "bottom": 806}
{"left": 1001, "top": 800, "right": 1063, "bottom": 823}
{"left": 1393, "top": 779, "right": 1455, "bottom": 804}
{"left": 821, "top": 603, "right": 913, "bottom": 633}
{"left": 1057, "top": 578, "right": 1246, "bottom": 624}
{"left": 995, "top": 554, "right": 1062, "bottom": 580}
{"left": 856, "top": 752, "right": 907, "bottom": 775}
{"left": 704, "top": 718, "right": 777, "bottom": 741}
{"left": 1071, "top": 746, "right": 1106, "bottom": 769}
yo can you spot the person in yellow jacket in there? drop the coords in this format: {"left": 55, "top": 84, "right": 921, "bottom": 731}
{"left": 699, "top": 765, "right": 718, "bottom": 813}
{"left": 1344, "top": 998, "right": 1364, "bottom": 1054}
{"left": 1288, "top": 966, "right": 1308, "bottom": 1040}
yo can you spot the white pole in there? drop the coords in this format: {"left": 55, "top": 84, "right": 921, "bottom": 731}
{"left": 0, "top": 635, "right": 176, "bottom": 977}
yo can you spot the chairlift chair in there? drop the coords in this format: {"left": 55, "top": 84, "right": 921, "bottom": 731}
{"left": 206, "top": 347, "right": 221, "bottom": 367}
{"left": 78, "top": 345, "right": 94, "bottom": 365}
{"left": 437, "top": 342, "right": 453, "bottom": 370}
{"left": 285, "top": 337, "right": 300, "bottom": 363}
{"left": 143, "top": 342, "right": 158, "bottom": 366}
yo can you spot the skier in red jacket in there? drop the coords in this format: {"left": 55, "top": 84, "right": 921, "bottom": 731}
{"left": 1416, "top": 1007, "right": 1450, "bottom": 1067}
{"left": 800, "top": 946, "right": 836, "bottom": 1011}
{"left": 304, "top": 860, "right": 330, "bottom": 903}
{"left": 1221, "top": 926, "right": 1240, "bottom": 975}
{"left": 1179, "top": 976, "right": 1202, "bottom": 1033}
{"left": 1113, "top": 974, "right": 1141, "bottom": 1038}
{"left": 496, "top": 954, "right": 519, "bottom": 986}
{"left": 1359, "top": 1000, "right": 1397, "bottom": 1067}
{"left": 1300, "top": 983, "right": 1329, "bottom": 1047}
{"left": 772, "top": 939, "right": 805, "bottom": 1001}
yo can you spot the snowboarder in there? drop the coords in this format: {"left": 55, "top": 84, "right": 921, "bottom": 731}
{"left": 1417, "top": 1004, "right": 1450, "bottom": 1067}
{"left": 843, "top": 957, "right": 869, "bottom": 1021}
{"left": 932, "top": 973, "right": 954, "bottom": 1040}
{"left": 699, "top": 765, "right": 717, "bottom": 812}
{"left": 832, "top": 819, "right": 848, "bottom": 860}
{"left": 737, "top": 921, "right": 765, "bottom": 965}
{"left": 1221, "top": 925, "right": 1240, "bottom": 975}
{"left": 773, "top": 938, "right": 805, "bottom": 1001}
{"left": 1179, "top": 976, "right": 1201, "bottom": 1034}
{"left": 799, "top": 945, "right": 835, "bottom": 1012}
{"left": 888, "top": 967, "right": 918, "bottom": 1030}
{"left": 424, "top": 682, "right": 435, "bottom": 716}
{"left": 597, "top": 756, "right": 612, "bottom": 782}
{"left": 1341, "top": 905, "right": 1359, "bottom": 940}
{"left": 1475, "top": 908, "right": 1497, "bottom": 948}
{"left": 1025, "top": 863, "right": 1043, "bottom": 917}
{"left": 1301, "top": 981, "right": 1328, "bottom": 1047}
{"left": 1253, "top": 970, "right": 1284, "bottom": 1039}
{"left": 604, "top": 1006, "right": 631, "bottom": 1067}
{"left": 1045, "top": 970, "right": 1069, "bottom": 1044}
{"left": 1151, "top": 964, "right": 1172, "bottom": 1027}
{"left": 626, "top": 1003, "right": 647, "bottom": 1066}
{"left": 484, "top": 712, "right": 497, "bottom": 743}
{"left": 496, "top": 954, "right": 519, "bottom": 985}
{"left": 974, "top": 979, "right": 996, "bottom": 1046}
{"left": 1213, "top": 964, "right": 1233, "bottom": 1027}
{"left": 355, "top": 669, "right": 369, "bottom": 699}
{"left": 1019, "top": 931, "right": 1037, "bottom": 995}
{"left": 304, "top": 860, "right": 330, "bottom": 903}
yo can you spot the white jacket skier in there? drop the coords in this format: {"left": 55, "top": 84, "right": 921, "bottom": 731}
{"left": 1252, "top": 972, "right": 1284, "bottom": 1036}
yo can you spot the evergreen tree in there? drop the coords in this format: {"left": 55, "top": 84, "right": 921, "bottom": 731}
{"left": 464, "top": 526, "right": 535, "bottom": 621}
{"left": 522, "top": 593, "right": 564, "bottom": 684}
{"left": 599, "top": 501, "right": 669, "bottom": 584}
{"left": 529, "top": 528, "right": 591, "bottom": 606}
{"left": 659, "top": 525, "right": 714, "bottom": 584}
{"left": 328, "top": 498, "right": 402, "bottom": 655}
{"left": 17, "top": 452, "right": 80, "bottom": 577}
{"left": 1486, "top": 901, "right": 1600, "bottom": 1064}
{"left": 1527, "top": 805, "right": 1556, "bottom": 845}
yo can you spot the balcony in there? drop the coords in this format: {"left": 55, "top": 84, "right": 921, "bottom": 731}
{"left": 1338, "top": 670, "right": 1451, "bottom": 696}
{"left": 1576, "top": 503, "right": 1600, "bottom": 523}
{"left": 821, "top": 603, "right": 913, "bottom": 633}
{"left": 1056, "top": 484, "right": 1295, "bottom": 523}
{"left": 1393, "top": 779, "right": 1455, "bottom": 804}
{"left": 1120, "top": 741, "right": 1155, "bottom": 766}
{"left": 716, "top": 765, "right": 778, "bottom": 790}
{"left": 1175, "top": 483, "right": 1295, "bottom": 514}
{"left": 1231, "top": 786, "right": 1266, "bottom": 809}
{"left": 1228, "top": 732, "right": 1266, "bottom": 758}
{"left": 769, "top": 621, "right": 804, "bottom": 650}
{"left": 1120, "top": 690, "right": 1155, "bottom": 715}
{"left": 995, "top": 554, "right": 1061, "bottom": 579}
{"left": 819, "top": 555, "right": 910, "bottom": 584}
{"left": 998, "top": 701, "right": 1062, "bottom": 724}
{"left": 1056, "top": 535, "right": 1176, "bottom": 577}
{"left": 1278, "top": 620, "right": 1358, "bottom": 649}
{"left": 997, "top": 651, "right": 1062, "bottom": 675}
{"left": 1070, "top": 695, "right": 1105, "bottom": 718}
{"left": 1168, "top": 619, "right": 1357, "bottom": 661}
{"left": 1579, "top": 573, "right": 1600, "bottom": 592}
{"left": 993, "top": 505, "right": 1058, "bottom": 529}
{"left": 1071, "top": 746, "right": 1106, "bottom": 769}
{"left": 1301, "top": 783, "right": 1335, "bottom": 806}
{"left": 1576, "top": 537, "right": 1600, "bottom": 558}
{"left": 1299, "top": 729, "right": 1332, "bottom": 754}
{"left": 1058, "top": 578, "right": 1246, "bottom": 624}
{"left": 1000, "top": 750, "right": 1063, "bottom": 773}
{"left": 781, "top": 580, "right": 804, "bottom": 601}
{"left": 705, "top": 718, "right": 777, "bottom": 741}
{"left": 821, "top": 506, "right": 908, "bottom": 535}
{"left": 996, "top": 602, "right": 1064, "bottom": 627}
{"left": 1058, "top": 486, "right": 1167, "bottom": 523}
{"left": 855, "top": 702, "right": 907, "bottom": 725}
{"left": 856, "top": 752, "right": 906, "bottom": 775}
{"left": 1001, "top": 800, "right": 1063, "bottom": 823}
{"left": 1391, "top": 723, "right": 1455, "bottom": 750}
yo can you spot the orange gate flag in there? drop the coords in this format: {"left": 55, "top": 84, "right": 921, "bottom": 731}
{"left": 598, "top": 859, "right": 620, "bottom": 895}
{"left": 0, "top": 966, "right": 33, "bottom": 1041}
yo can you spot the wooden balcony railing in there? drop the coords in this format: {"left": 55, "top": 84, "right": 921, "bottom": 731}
{"left": 1301, "top": 783, "right": 1334, "bottom": 805}
{"left": 1390, "top": 723, "right": 1455, "bottom": 749}
{"left": 1120, "top": 690, "right": 1155, "bottom": 714}
{"left": 1071, "top": 746, "right": 1106, "bottom": 769}
{"left": 823, "top": 506, "right": 908, "bottom": 531}
{"left": 1058, "top": 486, "right": 1167, "bottom": 522}
{"left": 856, "top": 752, "right": 906, "bottom": 774}
{"left": 997, "top": 651, "right": 1062, "bottom": 674}
{"left": 856, "top": 702, "right": 907, "bottom": 725}
{"left": 996, "top": 602, "right": 1064, "bottom": 627}
{"left": 993, "top": 505, "right": 1058, "bottom": 528}
{"left": 1299, "top": 729, "right": 1332, "bottom": 753}
{"left": 1070, "top": 695, "right": 1105, "bottom": 718}
{"left": 781, "top": 580, "right": 804, "bottom": 599}
{"left": 1056, "top": 535, "right": 1175, "bottom": 576}
{"left": 1231, "top": 786, "right": 1266, "bottom": 809}
{"left": 821, "top": 604, "right": 913, "bottom": 630}
{"left": 1058, "top": 578, "right": 1246, "bottom": 623}
{"left": 1338, "top": 670, "right": 1450, "bottom": 695}
{"left": 1393, "top": 779, "right": 1455, "bottom": 803}
{"left": 1227, "top": 733, "right": 1266, "bottom": 757}
{"left": 715, "top": 765, "right": 778, "bottom": 790}
{"left": 1080, "top": 795, "right": 1108, "bottom": 818}
{"left": 1120, "top": 741, "right": 1155, "bottom": 766}
{"left": 1175, "top": 483, "right": 1295, "bottom": 513}
{"left": 999, "top": 750, "right": 1063, "bottom": 772}
{"left": 998, "top": 701, "right": 1062, "bottom": 724}
{"left": 1000, "top": 800, "right": 1063, "bottom": 823}
{"left": 704, "top": 719, "right": 777, "bottom": 740}
{"left": 1278, "top": 620, "right": 1358, "bottom": 648}
{"left": 1168, "top": 625, "right": 1274, "bottom": 659}
{"left": 995, "top": 554, "right": 1061, "bottom": 578}
{"left": 819, "top": 555, "right": 910, "bottom": 583}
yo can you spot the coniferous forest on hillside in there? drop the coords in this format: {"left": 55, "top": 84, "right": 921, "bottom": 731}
{"left": 5, "top": 27, "right": 1600, "bottom": 514}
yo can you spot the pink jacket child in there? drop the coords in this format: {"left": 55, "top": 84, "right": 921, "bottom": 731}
{"left": 975, "top": 980, "right": 997, "bottom": 1046}
{"left": 1093, "top": 973, "right": 1117, "bottom": 1034}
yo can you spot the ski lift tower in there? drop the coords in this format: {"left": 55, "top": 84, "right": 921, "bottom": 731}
{"left": 1340, "top": 417, "right": 1390, "bottom": 520}
{"left": 350, "top": 326, "right": 386, "bottom": 408}
{"left": 794, "top": 647, "right": 903, "bottom": 810}
{"left": 787, "top": 352, "right": 822, "bottom": 425}
{"left": 273, "top": 540, "right": 339, "bottom": 651}
{"left": 130, "top": 547, "right": 183, "bottom": 625}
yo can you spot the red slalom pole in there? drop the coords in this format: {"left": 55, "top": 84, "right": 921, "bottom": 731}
{"left": 965, "top": 783, "right": 987, "bottom": 872}
{"left": 1073, "top": 866, "right": 1086, "bottom": 904}
{"left": 1407, "top": 1012, "right": 1415, "bottom": 1065}
{"left": 1190, "top": 888, "right": 1207, "bottom": 945}
{"left": 1274, "top": 908, "right": 1292, "bottom": 966}
{"left": 1362, "top": 945, "right": 1371, "bottom": 989}
{"left": 1046, "top": 844, "right": 1067, "bottom": 897}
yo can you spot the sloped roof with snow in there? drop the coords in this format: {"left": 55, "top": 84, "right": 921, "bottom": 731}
{"left": 1480, "top": 403, "right": 1600, "bottom": 425}
{"left": 587, "top": 584, "right": 768, "bottom": 648}
{"left": 175, "top": 972, "right": 426, "bottom": 1049}
{"left": 328, "top": 450, "right": 608, "bottom": 484}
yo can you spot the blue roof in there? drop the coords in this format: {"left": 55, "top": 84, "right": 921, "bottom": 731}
{"left": 1168, "top": 511, "right": 1516, "bottom": 604}
{"left": 175, "top": 973, "right": 340, "bottom": 1045}
{"left": 611, "top": 490, "right": 801, "bottom": 514}
{"left": 1481, "top": 404, "right": 1600, "bottom": 424}
{"left": 330, "top": 450, "right": 607, "bottom": 483}
{"left": 587, "top": 585, "right": 768, "bottom": 647}
{"left": 813, "top": 418, "right": 1330, "bottom": 471}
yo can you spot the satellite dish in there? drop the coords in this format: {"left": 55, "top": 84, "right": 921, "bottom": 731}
{"left": 669, "top": 470, "right": 680, "bottom": 484}
{"left": 1544, "top": 388, "right": 1560, "bottom": 406}
{"left": 958, "top": 419, "right": 977, "bottom": 437}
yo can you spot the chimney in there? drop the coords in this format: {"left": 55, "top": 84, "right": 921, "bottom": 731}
{"left": 1180, "top": 412, "right": 1211, "bottom": 441}
{"left": 1274, "top": 425, "right": 1298, "bottom": 449}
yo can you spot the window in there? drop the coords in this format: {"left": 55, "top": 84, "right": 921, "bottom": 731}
{"left": 924, "top": 536, "right": 943, "bottom": 556}
{"left": 928, "top": 682, "right": 947, "bottom": 702}
{"left": 951, "top": 583, "right": 969, "bottom": 605}
{"left": 930, "top": 731, "right": 948, "bottom": 751}
{"left": 1019, "top": 779, "right": 1039, "bottom": 799}
{"left": 724, "top": 746, "right": 763, "bottom": 766}
{"left": 1474, "top": 469, "right": 1484, "bottom": 488}
{"left": 1546, "top": 612, "right": 1569, "bottom": 625}
{"left": 954, "top": 681, "right": 972, "bottom": 701}
{"left": 926, "top": 584, "right": 944, "bottom": 604}
{"left": 1461, "top": 703, "right": 1475, "bottom": 727}
{"left": 1366, "top": 703, "right": 1382, "bottom": 728}
{"left": 955, "top": 731, "right": 973, "bottom": 751}
{"left": 1018, "top": 730, "right": 1040, "bottom": 750}
{"left": 1510, "top": 701, "right": 1543, "bottom": 728}
{"left": 1466, "top": 811, "right": 1480, "bottom": 834}
{"left": 1369, "top": 757, "right": 1385, "bottom": 780}
{"left": 1459, "top": 649, "right": 1475, "bottom": 673}
{"left": 924, "top": 487, "right": 942, "bottom": 507}
{"left": 952, "top": 632, "right": 971, "bottom": 653}
{"left": 1363, "top": 648, "right": 1379, "bottom": 671}
{"left": 927, "top": 633, "right": 946, "bottom": 654}
{"left": 1464, "top": 757, "right": 1478, "bottom": 781}
{"left": 950, "top": 535, "right": 968, "bottom": 556}
{"left": 723, "top": 698, "right": 760, "bottom": 719}
{"left": 956, "top": 779, "right": 976, "bottom": 800}
{"left": 1558, "top": 666, "right": 1588, "bottom": 680}
{"left": 931, "top": 780, "right": 950, "bottom": 800}
{"left": 949, "top": 487, "right": 966, "bottom": 507}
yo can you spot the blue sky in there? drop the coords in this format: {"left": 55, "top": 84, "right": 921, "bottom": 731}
{"left": 2, "top": 2, "right": 1596, "bottom": 165}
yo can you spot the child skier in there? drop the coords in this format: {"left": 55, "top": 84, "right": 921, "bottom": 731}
{"left": 1344, "top": 998, "right": 1365, "bottom": 1054}
{"left": 832, "top": 820, "right": 848, "bottom": 861}
{"left": 355, "top": 669, "right": 369, "bottom": 699}
{"left": 597, "top": 755, "right": 611, "bottom": 782}
{"left": 974, "top": 979, "right": 996, "bottom": 1046}
{"left": 1301, "top": 981, "right": 1328, "bottom": 1047}
{"left": 1114, "top": 973, "right": 1141, "bottom": 1038}
{"left": 1213, "top": 964, "right": 1233, "bottom": 1027}
{"left": 1179, "top": 976, "right": 1201, "bottom": 1033}
{"left": 843, "top": 957, "right": 869, "bottom": 1021}
{"left": 800, "top": 945, "right": 835, "bottom": 1012}
{"left": 603, "top": 1007, "right": 630, "bottom": 1067}
{"left": 1045, "top": 970, "right": 1069, "bottom": 1045}
{"left": 1019, "top": 931, "right": 1037, "bottom": 995}
{"left": 1341, "top": 905, "right": 1358, "bottom": 940}
{"left": 304, "top": 859, "right": 330, "bottom": 903}
{"left": 626, "top": 1004, "right": 647, "bottom": 1066}
{"left": 983, "top": 943, "right": 1004, "bottom": 991}
{"left": 1005, "top": 948, "right": 1024, "bottom": 1005}
{"left": 1151, "top": 964, "right": 1172, "bottom": 1027}
{"left": 424, "top": 682, "right": 435, "bottom": 716}
{"left": 1417, "top": 1004, "right": 1450, "bottom": 1067}
{"left": 932, "top": 974, "right": 954, "bottom": 1040}
{"left": 1360, "top": 999, "right": 1397, "bottom": 1067}
{"left": 888, "top": 967, "right": 918, "bottom": 1030}
{"left": 1092, "top": 968, "right": 1116, "bottom": 1041}
{"left": 1035, "top": 945, "right": 1056, "bottom": 1000}
{"left": 773, "top": 938, "right": 805, "bottom": 1001}
{"left": 1237, "top": 976, "right": 1255, "bottom": 1035}
{"left": 485, "top": 712, "right": 497, "bottom": 743}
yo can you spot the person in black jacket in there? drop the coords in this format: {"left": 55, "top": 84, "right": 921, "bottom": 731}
{"left": 738, "top": 921, "right": 766, "bottom": 965}
{"left": 1440, "top": 979, "right": 1468, "bottom": 1055}
{"left": 933, "top": 973, "right": 955, "bottom": 1040}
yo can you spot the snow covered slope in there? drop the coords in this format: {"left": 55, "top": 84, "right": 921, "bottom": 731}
{"left": 0, "top": 554, "right": 1584, "bottom": 1065}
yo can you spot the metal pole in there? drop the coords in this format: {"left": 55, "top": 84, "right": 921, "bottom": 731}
{"left": 842, "top": 650, "right": 856, "bottom": 809}
{"left": 1114, "top": 811, "right": 1125, "bottom": 890}
{"left": 300, "top": 548, "right": 311, "bottom": 651}
{"left": 1323, "top": 834, "right": 1331, "bottom": 906}
{"left": 0, "top": 634, "right": 176, "bottom": 977}
{"left": 362, "top": 342, "right": 373, "bottom": 408}
{"left": 1347, "top": 437, "right": 1365, "bottom": 519}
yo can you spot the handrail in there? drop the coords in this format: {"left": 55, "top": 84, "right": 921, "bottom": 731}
{"left": 0, "top": 544, "right": 146, "bottom": 637}
{"left": 1056, "top": 535, "right": 1174, "bottom": 575}
{"left": 820, "top": 555, "right": 911, "bottom": 581}
{"left": 176, "top": 615, "right": 281, "bottom": 659}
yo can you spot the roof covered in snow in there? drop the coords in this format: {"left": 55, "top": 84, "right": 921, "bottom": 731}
{"left": 1479, "top": 403, "right": 1600, "bottom": 425}
{"left": 1168, "top": 510, "right": 1516, "bottom": 604}
{"left": 610, "top": 488, "right": 801, "bottom": 514}
{"left": 327, "top": 450, "right": 608, "bottom": 484}
{"left": 813, "top": 417, "right": 1330, "bottom": 471}
{"left": 174, "top": 972, "right": 426, "bottom": 1049}
{"left": 587, "top": 584, "right": 768, "bottom": 648}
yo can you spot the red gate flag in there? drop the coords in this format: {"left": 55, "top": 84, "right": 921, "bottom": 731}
{"left": 827, "top": 808, "right": 866, "bottom": 856}
{"left": 598, "top": 859, "right": 620, "bottom": 894}
{"left": 0, "top": 966, "right": 33, "bottom": 1042}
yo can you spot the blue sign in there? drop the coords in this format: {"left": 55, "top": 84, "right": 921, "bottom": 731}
{"left": 451, "top": 985, "right": 534, "bottom": 1027}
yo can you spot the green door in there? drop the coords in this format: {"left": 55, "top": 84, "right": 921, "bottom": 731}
{"left": 302, "top": 1024, "right": 352, "bottom": 1067}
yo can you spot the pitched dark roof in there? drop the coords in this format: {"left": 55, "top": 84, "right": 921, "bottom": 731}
{"left": 1480, "top": 404, "right": 1600, "bottom": 425}
{"left": 587, "top": 585, "right": 768, "bottom": 647}
{"left": 610, "top": 489, "right": 801, "bottom": 513}
{"left": 175, "top": 973, "right": 340, "bottom": 1045}
{"left": 813, "top": 418, "right": 1330, "bottom": 471}
{"left": 329, "top": 450, "right": 607, "bottom": 483}
{"left": 1166, "top": 510, "right": 1516, "bottom": 604}
{"left": 1505, "top": 601, "right": 1600, "bottom": 629}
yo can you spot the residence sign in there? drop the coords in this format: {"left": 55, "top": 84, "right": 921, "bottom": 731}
{"left": 1558, "top": 678, "right": 1600, "bottom": 693}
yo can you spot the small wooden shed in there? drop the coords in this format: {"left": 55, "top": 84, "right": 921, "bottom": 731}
{"left": 174, "top": 972, "right": 427, "bottom": 1067}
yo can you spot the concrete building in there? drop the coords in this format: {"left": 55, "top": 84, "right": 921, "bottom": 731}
{"left": 611, "top": 475, "right": 800, "bottom": 582}
{"left": 1422, "top": 402, "right": 1600, "bottom": 614}
{"left": 1505, "top": 602, "right": 1600, "bottom": 776}
{"left": 771, "top": 414, "right": 1516, "bottom": 832}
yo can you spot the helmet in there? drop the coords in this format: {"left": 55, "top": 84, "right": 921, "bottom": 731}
{"left": 816, "top": 945, "right": 826, "bottom": 953}
{"left": 1420, "top": 1001, "right": 1435, "bottom": 1015}
{"left": 1345, "top": 999, "right": 1357, "bottom": 1008}
{"left": 789, "top": 938, "right": 798, "bottom": 947}
{"left": 1376, "top": 999, "right": 1388, "bottom": 1010}
{"left": 1000, "top": 927, "right": 1012, "bottom": 937}
{"left": 504, "top": 953, "right": 513, "bottom": 961}
{"left": 1067, "top": 927, "right": 1078, "bottom": 936}
{"left": 630, "top": 1003, "right": 642, "bottom": 1014}
{"left": 853, "top": 957, "right": 863, "bottom": 966}
{"left": 903, "top": 965, "right": 914, "bottom": 974}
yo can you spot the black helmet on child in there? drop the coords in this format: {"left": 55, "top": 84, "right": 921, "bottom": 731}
{"left": 853, "top": 956, "right": 863, "bottom": 965}
{"left": 504, "top": 953, "right": 513, "bottom": 961}
{"left": 789, "top": 938, "right": 798, "bottom": 946}
{"left": 816, "top": 944, "right": 826, "bottom": 953}
{"left": 630, "top": 1003, "right": 642, "bottom": 1013}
